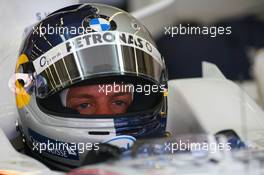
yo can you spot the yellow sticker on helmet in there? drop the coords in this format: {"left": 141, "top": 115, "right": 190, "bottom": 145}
{"left": 16, "top": 54, "right": 29, "bottom": 72}
{"left": 15, "top": 54, "right": 31, "bottom": 109}
{"left": 15, "top": 81, "right": 31, "bottom": 109}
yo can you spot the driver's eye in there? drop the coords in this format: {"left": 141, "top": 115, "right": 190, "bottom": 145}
{"left": 78, "top": 103, "right": 92, "bottom": 109}
{"left": 112, "top": 100, "right": 127, "bottom": 106}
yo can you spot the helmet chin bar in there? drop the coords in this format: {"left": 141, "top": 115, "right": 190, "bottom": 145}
{"left": 25, "top": 141, "right": 122, "bottom": 171}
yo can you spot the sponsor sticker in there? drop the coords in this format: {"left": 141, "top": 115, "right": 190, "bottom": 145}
{"left": 103, "top": 135, "right": 136, "bottom": 151}
{"left": 89, "top": 18, "right": 111, "bottom": 32}
{"left": 28, "top": 128, "right": 79, "bottom": 160}
{"left": 33, "top": 31, "right": 162, "bottom": 74}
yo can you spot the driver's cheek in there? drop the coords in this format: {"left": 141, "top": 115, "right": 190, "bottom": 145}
{"left": 110, "top": 103, "right": 128, "bottom": 114}
{"left": 79, "top": 105, "right": 127, "bottom": 115}
{"left": 79, "top": 107, "right": 96, "bottom": 115}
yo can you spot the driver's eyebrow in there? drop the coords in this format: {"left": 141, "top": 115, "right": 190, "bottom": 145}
{"left": 69, "top": 94, "right": 94, "bottom": 99}
{"left": 110, "top": 92, "right": 132, "bottom": 97}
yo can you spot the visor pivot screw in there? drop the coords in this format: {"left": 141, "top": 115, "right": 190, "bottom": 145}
{"left": 132, "top": 23, "right": 140, "bottom": 31}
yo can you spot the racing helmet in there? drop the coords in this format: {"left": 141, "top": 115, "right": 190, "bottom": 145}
{"left": 15, "top": 3, "right": 168, "bottom": 170}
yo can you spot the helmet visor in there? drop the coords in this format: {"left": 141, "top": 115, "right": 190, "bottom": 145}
{"left": 33, "top": 31, "right": 164, "bottom": 98}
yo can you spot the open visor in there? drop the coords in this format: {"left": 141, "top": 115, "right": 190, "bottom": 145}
{"left": 32, "top": 31, "right": 164, "bottom": 98}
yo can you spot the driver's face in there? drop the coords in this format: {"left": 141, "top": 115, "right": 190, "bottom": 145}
{"left": 66, "top": 84, "right": 133, "bottom": 115}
